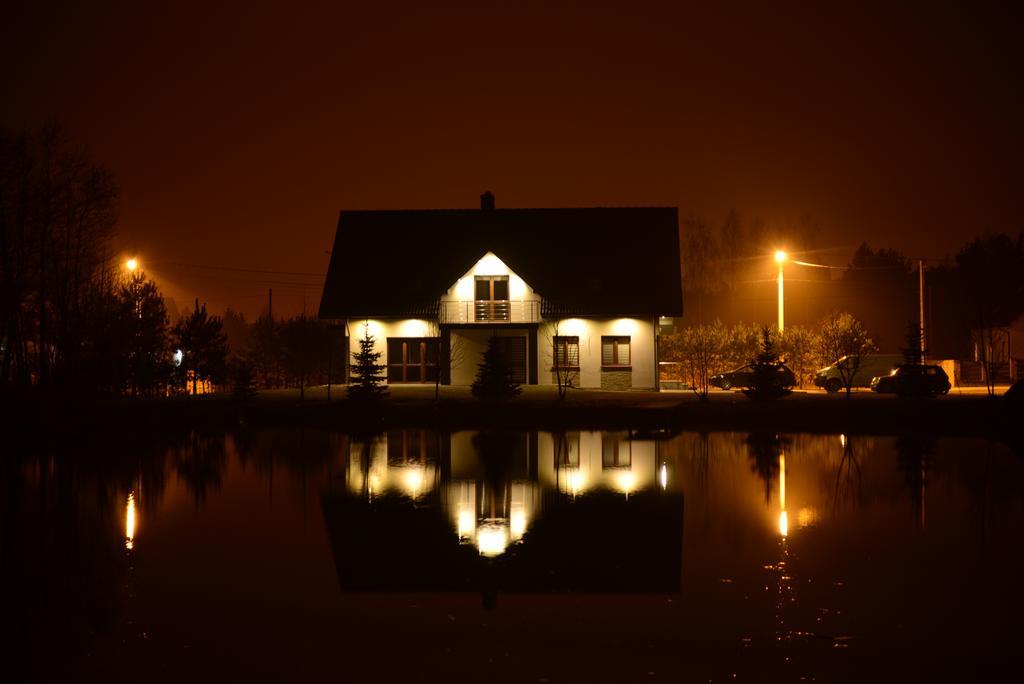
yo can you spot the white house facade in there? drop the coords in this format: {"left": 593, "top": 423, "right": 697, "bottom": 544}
{"left": 318, "top": 194, "right": 682, "bottom": 390}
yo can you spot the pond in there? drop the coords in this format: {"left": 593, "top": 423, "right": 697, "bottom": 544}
{"left": 5, "top": 428, "right": 1023, "bottom": 682}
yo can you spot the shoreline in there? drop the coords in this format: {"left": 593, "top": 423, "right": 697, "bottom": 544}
{"left": 5, "top": 387, "right": 1021, "bottom": 443}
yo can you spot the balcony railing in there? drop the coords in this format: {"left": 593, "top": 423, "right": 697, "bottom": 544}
{"left": 439, "top": 300, "right": 541, "bottom": 324}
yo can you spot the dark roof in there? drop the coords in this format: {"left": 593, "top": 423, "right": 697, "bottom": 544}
{"left": 318, "top": 206, "right": 682, "bottom": 319}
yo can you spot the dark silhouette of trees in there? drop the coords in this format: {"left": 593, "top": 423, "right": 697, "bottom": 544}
{"left": 120, "top": 271, "right": 170, "bottom": 397}
{"left": 172, "top": 298, "right": 229, "bottom": 395}
{"left": 955, "top": 234, "right": 1024, "bottom": 395}
{"left": 0, "top": 124, "right": 120, "bottom": 393}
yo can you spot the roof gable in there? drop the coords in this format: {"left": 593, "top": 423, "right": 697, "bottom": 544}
{"left": 318, "top": 206, "right": 682, "bottom": 319}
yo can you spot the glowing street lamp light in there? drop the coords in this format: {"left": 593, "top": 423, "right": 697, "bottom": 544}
{"left": 125, "top": 257, "right": 139, "bottom": 272}
{"left": 774, "top": 250, "right": 787, "bottom": 332}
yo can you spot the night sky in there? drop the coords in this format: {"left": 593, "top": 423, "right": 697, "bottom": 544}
{"left": 3, "top": 1, "right": 1021, "bottom": 318}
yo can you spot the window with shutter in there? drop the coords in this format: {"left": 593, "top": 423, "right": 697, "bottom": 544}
{"left": 601, "top": 336, "right": 631, "bottom": 367}
{"left": 553, "top": 336, "right": 580, "bottom": 369}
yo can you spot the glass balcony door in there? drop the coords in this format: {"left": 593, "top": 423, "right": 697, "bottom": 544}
{"left": 474, "top": 275, "right": 510, "bottom": 321}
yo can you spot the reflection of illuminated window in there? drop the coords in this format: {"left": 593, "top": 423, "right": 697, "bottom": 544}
{"left": 554, "top": 432, "right": 580, "bottom": 467}
{"left": 387, "top": 429, "right": 437, "bottom": 465}
{"left": 602, "top": 433, "right": 631, "bottom": 468}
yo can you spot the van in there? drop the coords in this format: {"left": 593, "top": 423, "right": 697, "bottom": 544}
{"left": 814, "top": 354, "right": 902, "bottom": 393}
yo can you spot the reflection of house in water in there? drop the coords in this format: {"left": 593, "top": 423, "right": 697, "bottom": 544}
{"left": 326, "top": 429, "right": 683, "bottom": 594}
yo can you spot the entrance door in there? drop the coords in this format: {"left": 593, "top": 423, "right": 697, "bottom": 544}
{"left": 475, "top": 276, "right": 510, "bottom": 321}
{"left": 493, "top": 336, "right": 527, "bottom": 384}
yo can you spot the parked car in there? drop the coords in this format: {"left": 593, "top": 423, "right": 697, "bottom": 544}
{"left": 711, "top": 364, "right": 796, "bottom": 390}
{"left": 814, "top": 354, "right": 901, "bottom": 393}
{"left": 870, "top": 364, "right": 951, "bottom": 396}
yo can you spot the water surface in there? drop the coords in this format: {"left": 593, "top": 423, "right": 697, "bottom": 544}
{"left": 5, "top": 428, "right": 1023, "bottom": 682}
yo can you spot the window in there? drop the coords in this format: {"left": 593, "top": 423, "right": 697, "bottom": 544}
{"left": 553, "top": 336, "right": 580, "bottom": 369}
{"left": 387, "top": 338, "right": 439, "bottom": 383}
{"left": 475, "top": 275, "right": 510, "bottom": 321}
{"left": 601, "top": 336, "right": 630, "bottom": 367}
{"left": 602, "top": 433, "right": 631, "bottom": 468}
{"left": 553, "top": 431, "right": 580, "bottom": 468}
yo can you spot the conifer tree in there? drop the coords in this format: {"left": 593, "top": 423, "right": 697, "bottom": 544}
{"left": 471, "top": 337, "right": 521, "bottom": 400}
{"left": 348, "top": 326, "right": 388, "bottom": 401}
{"left": 744, "top": 326, "right": 792, "bottom": 400}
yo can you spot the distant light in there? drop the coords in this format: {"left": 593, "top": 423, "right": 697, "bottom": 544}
{"left": 173, "top": 349, "right": 183, "bottom": 367}
{"left": 659, "top": 463, "right": 668, "bottom": 490}
{"left": 839, "top": 434, "right": 847, "bottom": 448}
{"left": 778, "top": 510, "right": 789, "bottom": 537}
{"left": 126, "top": 258, "right": 138, "bottom": 272}
{"left": 774, "top": 250, "right": 787, "bottom": 264}
{"left": 125, "top": 491, "right": 137, "bottom": 550}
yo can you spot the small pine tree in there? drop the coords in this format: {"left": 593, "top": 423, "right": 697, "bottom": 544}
{"left": 348, "top": 327, "right": 388, "bottom": 401}
{"left": 472, "top": 337, "right": 521, "bottom": 400}
{"left": 744, "top": 326, "right": 793, "bottom": 400}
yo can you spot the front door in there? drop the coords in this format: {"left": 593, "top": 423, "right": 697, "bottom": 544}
{"left": 493, "top": 336, "right": 527, "bottom": 384}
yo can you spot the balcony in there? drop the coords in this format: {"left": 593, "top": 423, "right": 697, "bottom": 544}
{"left": 439, "top": 300, "right": 541, "bottom": 324}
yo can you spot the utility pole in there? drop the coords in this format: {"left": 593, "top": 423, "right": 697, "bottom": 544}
{"left": 268, "top": 287, "right": 273, "bottom": 322}
{"left": 918, "top": 260, "right": 926, "bottom": 360}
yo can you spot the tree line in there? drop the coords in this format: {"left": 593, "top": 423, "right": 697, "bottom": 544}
{"left": 0, "top": 125, "right": 345, "bottom": 398}
{"left": 661, "top": 311, "right": 873, "bottom": 398}
{"left": 678, "top": 207, "right": 1024, "bottom": 361}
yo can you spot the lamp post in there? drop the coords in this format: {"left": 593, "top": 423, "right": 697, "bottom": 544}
{"left": 774, "top": 250, "right": 787, "bottom": 332}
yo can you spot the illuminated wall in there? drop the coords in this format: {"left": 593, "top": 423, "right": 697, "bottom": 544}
{"left": 539, "top": 317, "right": 657, "bottom": 389}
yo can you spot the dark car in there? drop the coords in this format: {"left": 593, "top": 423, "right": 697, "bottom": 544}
{"left": 710, "top": 364, "right": 796, "bottom": 390}
{"left": 870, "top": 364, "right": 951, "bottom": 396}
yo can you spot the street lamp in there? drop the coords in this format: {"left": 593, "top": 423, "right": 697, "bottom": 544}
{"left": 125, "top": 257, "right": 139, "bottom": 272}
{"left": 774, "top": 250, "right": 787, "bottom": 332}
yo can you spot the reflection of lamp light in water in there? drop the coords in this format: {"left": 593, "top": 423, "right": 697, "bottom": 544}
{"left": 510, "top": 509, "right": 527, "bottom": 539}
{"left": 778, "top": 451, "right": 787, "bottom": 537}
{"left": 614, "top": 470, "right": 636, "bottom": 497}
{"left": 659, "top": 463, "right": 668, "bottom": 490}
{"left": 401, "top": 466, "right": 424, "bottom": 498}
{"left": 566, "top": 469, "right": 585, "bottom": 496}
{"left": 476, "top": 523, "right": 509, "bottom": 557}
{"left": 125, "top": 491, "right": 137, "bottom": 550}
{"left": 457, "top": 508, "right": 476, "bottom": 539}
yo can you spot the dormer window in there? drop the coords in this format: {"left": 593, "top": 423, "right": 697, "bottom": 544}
{"left": 475, "top": 275, "right": 509, "bottom": 321}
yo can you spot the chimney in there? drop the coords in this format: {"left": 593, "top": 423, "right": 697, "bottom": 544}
{"left": 480, "top": 191, "right": 495, "bottom": 210}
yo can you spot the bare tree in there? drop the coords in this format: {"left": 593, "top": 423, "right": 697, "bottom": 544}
{"left": 543, "top": 320, "right": 578, "bottom": 399}
{"left": 777, "top": 325, "right": 819, "bottom": 388}
{"left": 670, "top": 322, "right": 727, "bottom": 400}
{"left": 427, "top": 313, "right": 464, "bottom": 401}
{"left": 817, "top": 311, "right": 875, "bottom": 397}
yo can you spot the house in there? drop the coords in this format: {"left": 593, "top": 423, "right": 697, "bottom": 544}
{"left": 318, "top": 193, "right": 682, "bottom": 390}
